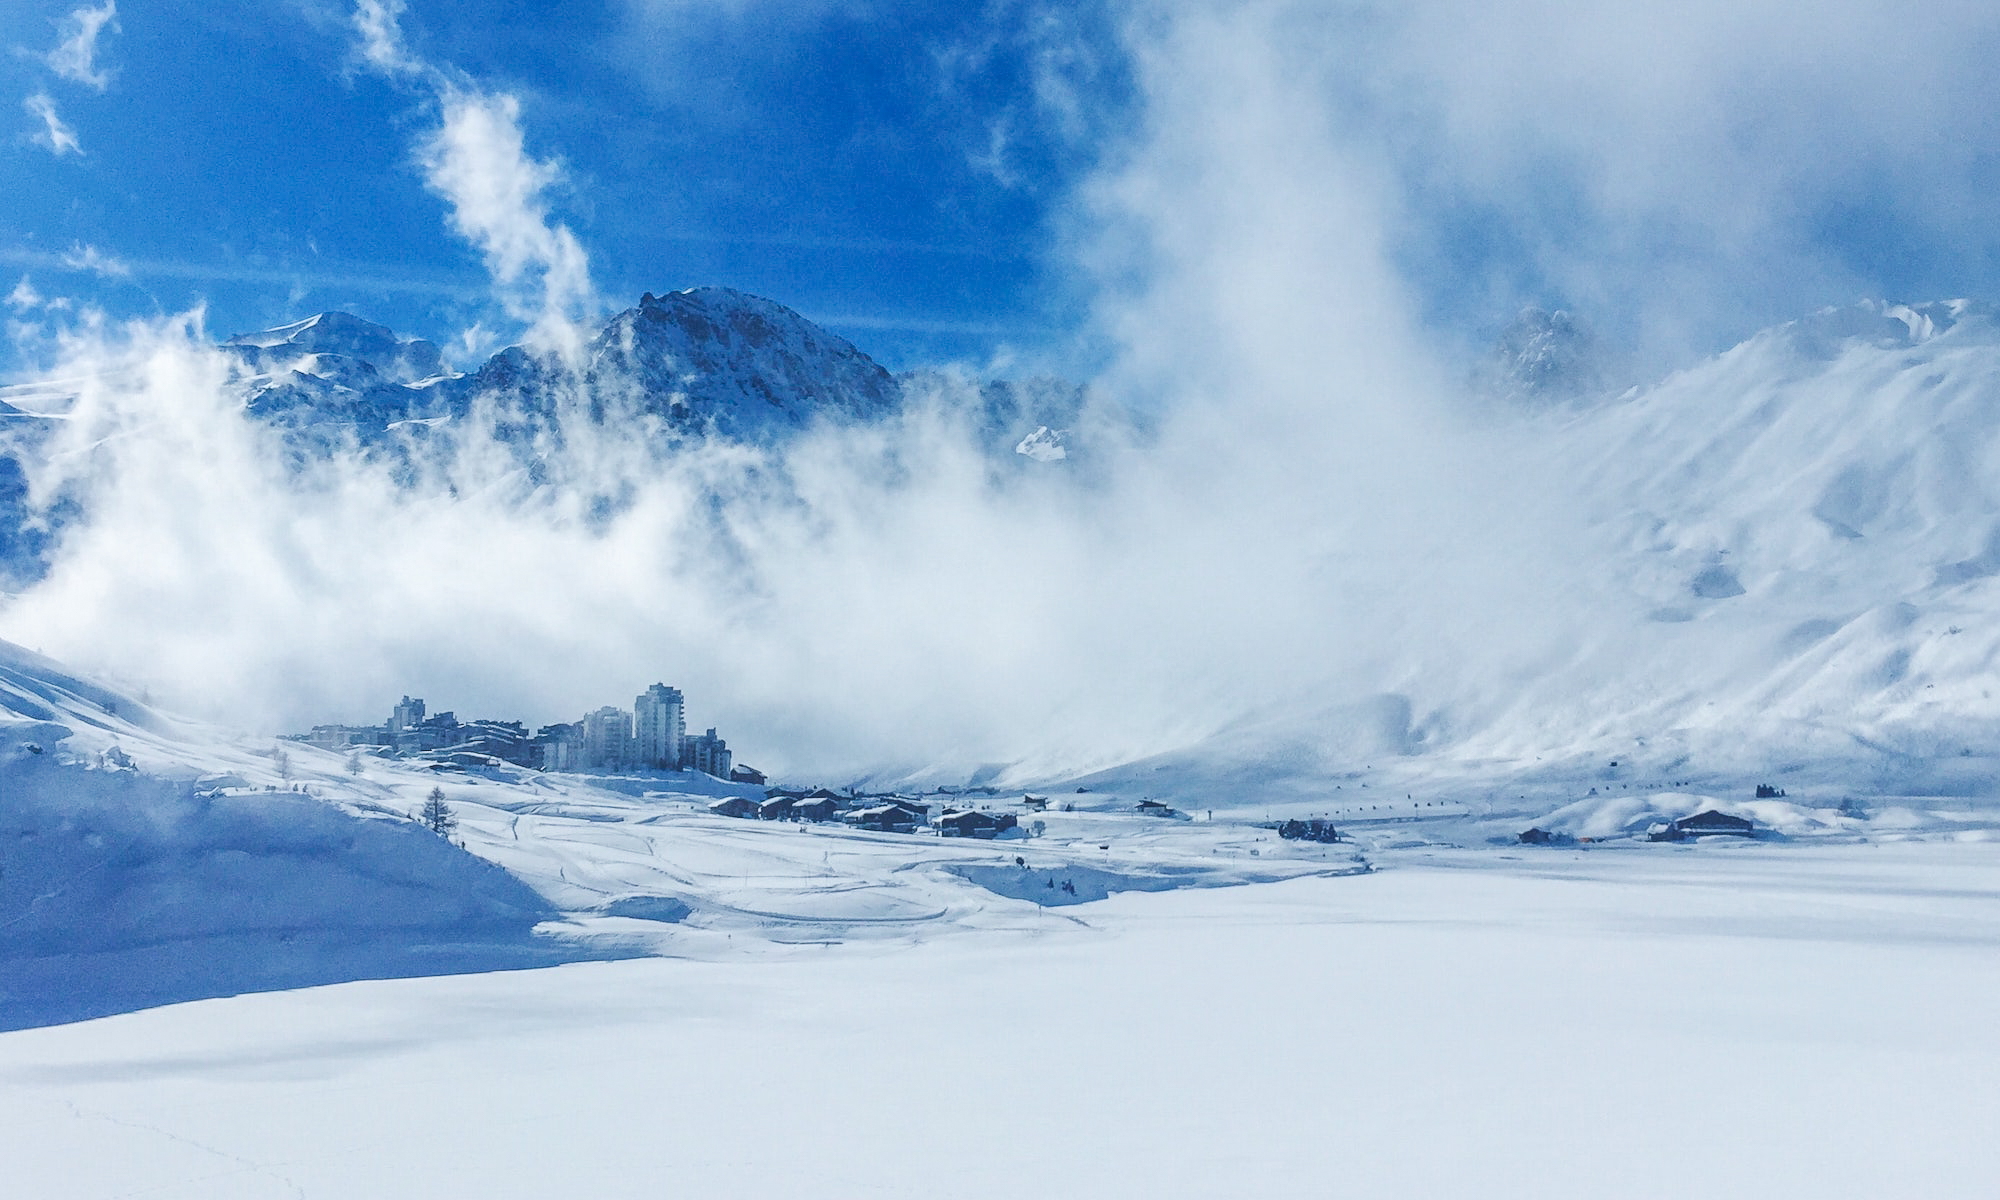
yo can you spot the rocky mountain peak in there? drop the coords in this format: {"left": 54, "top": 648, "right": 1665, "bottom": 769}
{"left": 225, "top": 311, "right": 448, "bottom": 387}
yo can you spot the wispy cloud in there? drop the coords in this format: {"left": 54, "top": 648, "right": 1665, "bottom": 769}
{"left": 348, "top": 1, "right": 597, "bottom": 356}
{"left": 417, "top": 90, "right": 594, "bottom": 347}
{"left": 45, "top": 1, "right": 119, "bottom": 92}
{"left": 58, "top": 243, "right": 129, "bottom": 277}
{"left": 0, "top": 244, "right": 486, "bottom": 300}
{"left": 938, "top": 2, "right": 1122, "bottom": 193}
{"left": 22, "top": 92, "right": 80, "bottom": 156}
{"left": 808, "top": 312, "right": 1046, "bottom": 337}
{"left": 350, "top": 0, "right": 422, "bottom": 79}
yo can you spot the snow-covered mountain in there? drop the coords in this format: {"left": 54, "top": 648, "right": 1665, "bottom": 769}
{"left": 1142, "top": 298, "right": 2000, "bottom": 803}
{"left": 221, "top": 310, "right": 452, "bottom": 432}
{"left": 225, "top": 310, "right": 449, "bottom": 387}
{"left": 1529, "top": 300, "right": 2000, "bottom": 762}
{"left": 221, "top": 287, "right": 913, "bottom": 449}
{"left": 574, "top": 288, "right": 901, "bottom": 441}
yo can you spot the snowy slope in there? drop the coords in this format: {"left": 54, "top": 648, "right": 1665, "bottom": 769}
{"left": 220, "top": 311, "right": 452, "bottom": 437}
{"left": 224, "top": 311, "right": 448, "bottom": 386}
{"left": 1, "top": 639, "right": 1372, "bottom": 1030}
{"left": 0, "top": 639, "right": 592, "bottom": 1030}
{"left": 1491, "top": 300, "right": 2000, "bottom": 773}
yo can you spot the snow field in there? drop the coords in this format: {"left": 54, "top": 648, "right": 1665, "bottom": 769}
{"left": 3, "top": 842, "right": 1996, "bottom": 1199}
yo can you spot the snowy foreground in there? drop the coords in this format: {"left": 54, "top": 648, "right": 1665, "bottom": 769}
{"left": 4, "top": 841, "right": 1998, "bottom": 1199}
{"left": 7, "top": 639, "right": 2000, "bottom": 1195}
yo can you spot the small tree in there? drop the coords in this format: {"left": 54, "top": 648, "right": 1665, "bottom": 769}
{"left": 345, "top": 750, "right": 365, "bottom": 776}
{"left": 272, "top": 744, "right": 292, "bottom": 782}
{"left": 420, "top": 786, "right": 456, "bottom": 837}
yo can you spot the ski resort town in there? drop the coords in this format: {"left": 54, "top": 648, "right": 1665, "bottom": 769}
{"left": 290, "top": 683, "right": 756, "bottom": 782}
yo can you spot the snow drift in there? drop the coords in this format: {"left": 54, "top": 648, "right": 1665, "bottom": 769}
{"left": 0, "top": 638, "right": 597, "bottom": 1031}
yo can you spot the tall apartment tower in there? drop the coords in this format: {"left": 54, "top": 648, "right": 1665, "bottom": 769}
{"left": 392, "top": 695, "right": 425, "bottom": 731}
{"left": 633, "top": 684, "right": 685, "bottom": 770}
{"left": 579, "top": 706, "right": 633, "bottom": 769}
{"left": 684, "top": 728, "right": 732, "bottom": 779}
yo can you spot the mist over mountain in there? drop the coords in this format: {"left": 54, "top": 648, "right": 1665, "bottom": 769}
{"left": 0, "top": 286, "right": 1091, "bottom": 593}
{"left": 3, "top": 287, "right": 2000, "bottom": 796}
{"left": 1476, "top": 306, "right": 1620, "bottom": 407}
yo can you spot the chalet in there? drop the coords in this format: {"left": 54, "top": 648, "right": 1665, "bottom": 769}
{"left": 709, "top": 797, "right": 759, "bottom": 820}
{"left": 792, "top": 797, "right": 841, "bottom": 823}
{"left": 848, "top": 803, "right": 926, "bottom": 833}
{"left": 1517, "top": 827, "right": 1575, "bottom": 846}
{"left": 937, "top": 809, "right": 1020, "bottom": 839}
{"left": 1135, "top": 800, "right": 1176, "bottom": 815}
{"left": 1676, "top": 809, "right": 1755, "bottom": 836}
{"left": 1649, "top": 809, "right": 1756, "bottom": 841}
{"left": 765, "top": 786, "right": 809, "bottom": 800}
{"left": 1022, "top": 795, "right": 1050, "bottom": 811}
{"left": 730, "top": 764, "right": 768, "bottom": 786}
{"left": 806, "top": 786, "right": 844, "bottom": 801}
{"left": 758, "top": 795, "right": 798, "bottom": 821}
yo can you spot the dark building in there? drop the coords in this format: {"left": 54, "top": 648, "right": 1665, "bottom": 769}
{"left": 791, "top": 797, "right": 841, "bottom": 822}
{"left": 682, "top": 727, "right": 732, "bottom": 778}
{"left": 709, "top": 797, "right": 759, "bottom": 819}
{"left": 848, "top": 802, "right": 926, "bottom": 833}
{"left": 1516, "top": 827, "right": 1575, "bottom": 846}
{"left": 1650, "top": 809, "right": 1756, "bottom": 841}
{"left": 938, "top": 809, "right": 1020, "bottom": 839}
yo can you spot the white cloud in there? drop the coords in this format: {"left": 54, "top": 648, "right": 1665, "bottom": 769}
{"left": 349, "top": 0, "right": 423, "bottom": 79}
{"left": 6, "top": 276, "right": 42, "bottom": 311}
{"left": 22, "top": 92, "right": 81, "bottom": 157}
{"left": 418, "top": 89, "right": 595, "bottom": 347}
{"left": 45, "top": 2, "right": 119, "bottom": 92}
{"left": 348, "top": 2, "right": 597, "bottom": 355}
{"left": 60, "top": 242, "right": 129, "bottom": 277}
{"left": 1298, "top": 0, "right": 2000, "bottom": 358}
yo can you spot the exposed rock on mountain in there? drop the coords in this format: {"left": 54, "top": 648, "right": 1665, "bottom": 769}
{"left": 576, "top": 288, "right": 901, "bottom": 442}
{"left": 1479, "top": 306, "right": 1614, "bottom": 406}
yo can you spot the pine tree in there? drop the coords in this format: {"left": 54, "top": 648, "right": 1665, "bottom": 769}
{"left": 345, "top": 750, "right": 364, "bottom": 776}
{"left": 420, "top": 786, "right": 456, "bottom": 837}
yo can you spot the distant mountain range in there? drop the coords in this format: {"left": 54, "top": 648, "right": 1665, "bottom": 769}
{"left": 0, "top": 286, "right": 1092, "bottom": 589}
{"left": 219, "top": 286, "right": 1083, "bottom": 455}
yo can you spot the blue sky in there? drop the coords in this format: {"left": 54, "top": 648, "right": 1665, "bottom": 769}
{"left": 2, "top": 0, "right": 1126, "bottom": 372}
{"left": 8, "top": 1, "right": 2000, "bottom": 380}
